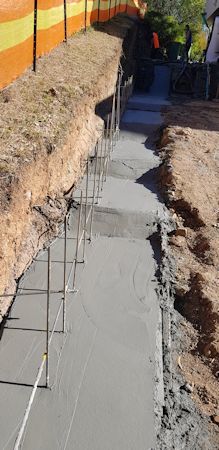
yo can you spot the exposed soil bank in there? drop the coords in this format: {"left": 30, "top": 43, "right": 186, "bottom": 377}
{"left": 158, "top": 100, "right": 219, "bottom": 447}
{"left": 0, "top": 16, "right": 137, "bottom": 319}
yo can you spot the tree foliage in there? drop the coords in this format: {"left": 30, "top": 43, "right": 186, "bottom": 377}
{"left": 144, "top": 11, "right": 183, "bottom": 47}
{"left": 146, "top": 0, "right": 205, "bottom": 26}
{"left": 145, "top": 0, "right": 206, "bottom": 59}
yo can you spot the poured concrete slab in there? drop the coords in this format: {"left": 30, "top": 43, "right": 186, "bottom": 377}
{"left": 149, "top": 64, "right": 171, "bottom": 97}
{"left": 0, "top": 65, "right": 170, "bottom": 449}
{"left": 19, "top": 238, "right": 158, "bottom": 450}
{"left": 121, "top": 105, "right": 163, "bottom": 134}
{"left": 128, "top": 94, "right": 170, "bottom": 112}
{"left": 99, "top": 175, "right": 161, "bottom": 216}
{"left": 128, "top": 65, "right": 171, "bottom": 113}
{"left": 92, "top": 207, "right": 157, "bottom": 239}
{"left": 108, "top": 136, "right": 160, "bottom": 180}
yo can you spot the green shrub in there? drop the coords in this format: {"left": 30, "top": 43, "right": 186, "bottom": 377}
{"left": 144, "top": 10, "right": 207, "bottom": 61}
{"left": 144, "top": 11, "right": 184, "bottom": 48}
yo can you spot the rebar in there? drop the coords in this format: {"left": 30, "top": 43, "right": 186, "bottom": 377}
{"left": 117, "top": 69, "right": 122, "bottom": 139}
{"left": 46, "top": 247, "right": 51, "bottom": 388}
{"left": 89, "top": 144, "right": 98, "bottom": 240}
{"left": 102, "top": 123, "right": 108, "bottom": 189}
{"left": 63, "top": 216, "right": 67, "bottom": 333}
{"left": 97, "top": 134, "right": 104, "bottom": 202}
{"left": 110, "top": 91, "right": 116, "bottom": 150}
{"left": 49, "top": 299, "right": 64, "bottom": 344}
{"left": 14, "top": 353, "right": 46, "bottom": 450}
{"left": 72, "top": 191, "right": 83, "bottom": 291}
{"left": 104, "top": 114, "right": 110, "bottom": 182}
{"left": 82, "top": 159, "right": 89, "bottom": 262}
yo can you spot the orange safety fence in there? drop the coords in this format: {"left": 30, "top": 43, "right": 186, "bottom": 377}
{"left": 0, "top": 0, "right": 141, "bottom": 89}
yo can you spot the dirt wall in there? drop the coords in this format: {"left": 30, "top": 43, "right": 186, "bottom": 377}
{"left": 0, "top": 17, "right": 137, "bottom": 320}
{"left": 158, "top": 100, "right": 219, "bottom": 443}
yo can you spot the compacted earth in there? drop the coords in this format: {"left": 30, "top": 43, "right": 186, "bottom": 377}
{"left": 159, "top": 99, "right": 219, "bottom": 443}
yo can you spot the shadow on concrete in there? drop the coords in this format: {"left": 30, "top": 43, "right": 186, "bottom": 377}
{"left": 149, "top": 232, "right": 162, "bottom": 269}
{"left": 135, "top": 166, "right": 163, "bottom": 203}
{"left": 0, "top": 380, "right": 46, "bottom": 389}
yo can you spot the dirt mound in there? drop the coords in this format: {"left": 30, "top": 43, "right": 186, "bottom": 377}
{"left": 159, "top": 100, "right": 219, "bottom": 438}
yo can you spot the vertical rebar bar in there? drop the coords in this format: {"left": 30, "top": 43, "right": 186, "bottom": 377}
{"left": 33, "top": 0, "right": 38, "bottom": 72}
{"left": 109, "top": 98, "right": 114, "bottom": 151}
{"left": 97, "top": 135, "right": 104, "bottom": 202}
{"left": 82, "top": 159, "right": 89, "bottom": 262}
{"left": 124, "top": 80, "right": 127, "bottom": 104}
{"left": 121, "top": 84, "right": 124, "bottom": 116}
{"left": 63, "top": 216, "right": 67, "bottom": 333}
{"left": 101, "top": 125, "right": 108, "bottom": 190}
{"left": 117, "top": 73, "right": 122, "bottom": 139}
{"left": 116, "top": 72, "right": 121, "bottom": 140}
{"left": 113, "top": 90, "right": 116, "bottom": 144}
{"left": 89, "top": 145, "right": 98, "bottom": 240}
{"left": 46, "top": 246, "right": 51, "bottom": 388}
{"left": 64, "top": 0, "right": 67, "bottom": 42}
{"left": 103, "top": 123, "right": 108, "bottom": 180}
{"left": 72, "top": 191, "right": 83, "bottom": 292}
{"left": 104, "top": 114, "right": 110, "bottom": 182}
{"left": 118, "top": 74, "right": 121, "bottom": 138}
{"left": 111, "top": 91, "right": 116, "bottom": 149}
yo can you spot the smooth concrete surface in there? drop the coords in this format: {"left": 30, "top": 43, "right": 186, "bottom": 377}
{"left": 20, "top": 238, "right": 158, "bottom": 450}
{"left": 99, "top": 175, "right": 161, "bottom": 216}
{"left": 149, "top": 65, "right": 171, "bottom": 97}
{"left": 0, "top": 65, "right": 170, "bottom": 449}
{"left": 128, "top": 65, "right": 171, "bottom": 112}
{"left": 128, "top": 95, "right": 170, "bottom": 112}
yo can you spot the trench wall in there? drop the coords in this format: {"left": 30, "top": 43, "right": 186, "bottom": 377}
{"left": 0, "top": 18, "right": 138, "bottom": 321}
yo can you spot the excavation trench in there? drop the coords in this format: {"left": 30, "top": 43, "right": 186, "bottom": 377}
{"left": 0, "top": 36, "right": 216, "bottom": 447}
{"left": 0, "top": 62, "right": 172, "bottom": 449}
